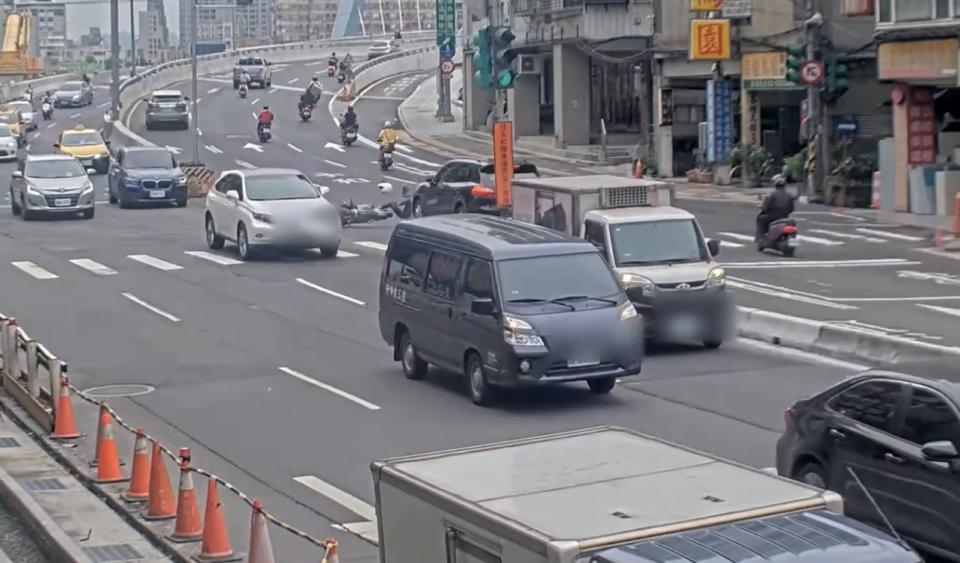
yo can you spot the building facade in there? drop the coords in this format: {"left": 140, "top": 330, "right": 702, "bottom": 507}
{"left": 14, "top": 0, "right": 66, "bottom": 70}
{"left": 235, "top": 0, "right": 272, "bottom": 47}
{"left": 138, "top": 0, "right": 169, "bottom": 64}
{"left": 179, "top": 0, "right": 234, "bottom": 51}
{"left": 274, "top": 0, "right": 340, "bottom": 42}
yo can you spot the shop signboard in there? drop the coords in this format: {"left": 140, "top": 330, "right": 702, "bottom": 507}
{"left": 493, "top": 120, "right": 514, "bottom": 206}
{"left": 722, "top": 0, "right": 751, "bottom": 19}
{"left": 878, "top": 39, "right": 958, "bottom": 81}
{"left": 906, "top": 87, "right": 936, "bottom": 165}
{"left": 741, "top": 51, "right": 801, "bottom": 90}
{"left": 689, "top": 19, "right": 731, "bottom": 60}
{"left": 706, "top": 79, "right": 733, "bottom": 162}
{"left": 691, "top": 0, "right": 724, "bottom": 10}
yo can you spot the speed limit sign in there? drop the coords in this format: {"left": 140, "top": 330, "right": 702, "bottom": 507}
{"left": 440, "top": 58, "right": 455, "bottom": 77}
{"left": 800, "top": 60, "right": 825, "bottom": 86}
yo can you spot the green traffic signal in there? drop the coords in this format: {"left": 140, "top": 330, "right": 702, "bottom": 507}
{"left": 785, "top": 44, "right": 805, "bottom": 85}
{"left": 496, "top": 69, "right": 517, "bottom": 88}
{"left": 474, "top": 68, "right": 492, "bottom": 89}
{"left": 473, "top": 27, "right": 493, "bottom": 90}
{"left": 826, "top": 57, "right": 849, "bottom": 99}
{"left": 491, "top": 26, "right": 517, "bottom": 90}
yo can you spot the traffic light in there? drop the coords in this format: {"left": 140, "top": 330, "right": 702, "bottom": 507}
{"left": 473, "top": 27, "right": 492, "bottom": 89}
{"left": 825, "top": 56, "right": 849, "bottom": 100}
{"left": 785, "top": 44, "right": 805, "bottom": 85}
{"left": 491, "top": 26, "right": 517, "bottom": 89}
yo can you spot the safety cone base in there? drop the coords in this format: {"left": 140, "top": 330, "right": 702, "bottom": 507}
{"left": 192, "top": 552, "right": 242, "bottom": 562}
{"left": 168, "top": 531, "right": 203, "bottom": 544}
{"left": 89, "top": 459, "right": 125, "bottom": 468}
{"left": 50, "top": 431, "right": 84, "bottom": 440}
{"left": 121, "top": 492, "right": 149, "bottom": 503}
{"left": 94, "top": 474, "right": 129, "bottom": 485}
{"left": 142, "top": 510, "right": 176, "bottom": 522}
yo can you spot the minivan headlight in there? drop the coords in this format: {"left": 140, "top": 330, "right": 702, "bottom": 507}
{"left": 619, "top": 272, "right": 656, "bottom": 294}
{"left": 707, "top": 267, "right": 726, "bottom": 288}
{"left": 503, "top": 315, "right": 545, "bottom": 347}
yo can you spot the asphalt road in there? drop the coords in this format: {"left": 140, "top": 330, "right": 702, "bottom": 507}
{"left": 0, "top": 62, "right": 950, "bottom": 559}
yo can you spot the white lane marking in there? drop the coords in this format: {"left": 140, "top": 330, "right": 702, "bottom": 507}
{"left": 236, "top": 160, "right": 257, "bottom": 169}
{"left": 808, "top": 229, "right": 884, "bottom": 243}
{"left": 296, "top": 277, "right": 366, "bottom": 306}
{"left": 357, "top": 135, "right": 439, "bottom": 167}
{"left": 856, "top": 228, "right": 925, "bottom": 242}
{"left": 335, "top": 521, "right": 379, "bottom": 544}
{"left": 207, "top": 87, "right": 220, "bottom": 94}
{"left": 915, "top": 247, "right": 960, "bottom": 261}
{"left": 287, "top": 78, "right": 299, "bottom": 84}
{"left": 287, "top": 143, "right": 303, "bottom": 153}
{"left": 323, "top": 159, "right": 346, "bottom": 168}
{"left": 384, "top": 175, "right": 412, "bottom": 184}
{"left": 251, "top": 97, "right": 260, "bottom": 105}
{"left": 354, "top": 241, "right": 387, "bottom": 252}
{"left": 251, "top": 111, "right": 258, "bottom": 119}
{"left": 727, "top": 278, "right": 857, "bottom": 310}
{"left": 197, "top": 128, "right": 203, "bottom": 136}
{"left": 280, "top": 368, "right": 380, "bottom": 411}
{"left": 97, "top": 102, "right": 110, "bottom": 108}
{"left": 716, "top": 232, "right": 754, "bottom": 242}
{"left": 324, "top": 142, "right": 345, "bottom": 153}
{"left": 69, "top": 112, "right": 81, "bottom": 118}
{"left": 360, "top": 95, "right": 405, "bottom": 101}
{"left": 336, "top": 250, "right": 359, "bottom": 258}
{"left": 196, "top": 98, "right": 203, "bottom": 104}
{"left": 128, "top": 254, "right": 183, "bottom": 271}
{"left": 733, "top": 337, "right": 868, "bottom": 371}
{"left": 293, "top": 475, "right": 378, "bottom": 519}
{"left": 795, "top": 234, "right": 844, "bottom": 246}
{"left": 204, "top": 144, "right": 223, "bottom": 154}
{"left": 11, "top": 261, "right": 58, "bottom": 280}
{"left": 896, "top": 270, "right": 960, "bottom": 286}
{"left": 70, "top": 259, "right": 117, "bottom": 276}
{"left": 164, "top": 145, "right": 182, "bottom": 155}
{"left": 269, "top": 87, "right": 280, "bottom": 94}
{"left": 122, "top": 292, "right": 181, "bottom": 322}
{"left": 724, "top": 258, "right": 919, "bottom": 269}
{"left": 835, "top": 295, "right": 960, "bottom": 302}
{"left": 918, "top": 304, "right": 960, "bottom": 318}
{"left": 185, "top": 251, "right": 243, "bottom": 266}
{"left": 46, "top": 123, "right": 55, "bottom": 129}
{"left": 719, "top": 240, "right": 745, "bottom": 248}
{"left": 244, "top": 142, "right": 264, "bottom": 153}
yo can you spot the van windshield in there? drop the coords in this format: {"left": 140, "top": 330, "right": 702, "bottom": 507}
{"left": 498, "top": 253, "right": 622, "bottom": 310}
{"left": 610, "top": 219, "right": 707, "bottom": 267}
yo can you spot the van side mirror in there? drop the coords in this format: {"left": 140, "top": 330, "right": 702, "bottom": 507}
{"left": 470, "top": 298, "right": 496, "bottom": 317}
{"left": 922, "top": 440, "right": 958, "bottom": 461}
{"left": 707, "top": 239, "right": 721, "bottom": 257}
{"left": 319, "top": 186, "right": 330, "bottom": 196}
{"left": 226, "top": 190, "right": 239, "bottom": 200}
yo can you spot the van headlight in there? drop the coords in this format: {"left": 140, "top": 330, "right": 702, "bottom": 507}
{"left": 502, "top": 315, "right": 545, "bottom": 347}
{"left": 619, "top": 272, "right": 656, "bottom": 294}
{"left": 620, "top": 303, "right": 638, "bottom": 321}
{"left": 707, "top": 267, "right": 726, "bottom": 288}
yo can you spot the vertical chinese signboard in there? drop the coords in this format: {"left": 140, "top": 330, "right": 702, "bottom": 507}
{"left": 907, "top": 87, "right": 936, "bottom": 165}
{"left": 706, "top": 79, "right": 733, "bottom": 162}
{"left": 435, "top": 0, "right": 456, "bottom": 49}
{"left": 493, "top": 121, "right": 514, "bottom": 207}
{"left": 689, "top": 19, "right": 731, "bottom": 60}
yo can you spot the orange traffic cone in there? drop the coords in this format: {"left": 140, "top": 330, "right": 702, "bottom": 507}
{"left": 247, "top": 499, "right": 275, "bottom": 563}
{"left": 123, "top": 428, "right": 150, "bottom": 502}
{"left": 953, "top": 193, "right": 960, "bottom": 235}
{"left": 93, "top": 404, "right": 127, "bottom": 484}
{"left": 195, "top": 479, "right": 240, "bottom": 562}
{"left": 51, "top": 376, "right": 81, "bottom": 440}
{"left": 322, "top": 539, "right": 339, "bottom": 563}
{"left": 169, "top": 448, "right": 203, "bottom": 543}
{"left": 142, "top": 442, "right": 176, "bottom": 520}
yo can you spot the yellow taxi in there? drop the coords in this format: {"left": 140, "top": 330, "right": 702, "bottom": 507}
{"left": 0, "top": 109, "right": 25, "bottom": 145}
{"left": 54, "top": 125, "right": 110, "bottom": 173}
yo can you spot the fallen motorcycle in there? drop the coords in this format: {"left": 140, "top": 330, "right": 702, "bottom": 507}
{"left": 339, "top": 200, "right": 393, "bottom": 226}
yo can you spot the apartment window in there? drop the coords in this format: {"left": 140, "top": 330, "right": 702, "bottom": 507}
{"left": 896, "top": 0, "right": 932, "bottom": 20}
{"left": 937, "top": 0, "right": 950, "bottom": 17}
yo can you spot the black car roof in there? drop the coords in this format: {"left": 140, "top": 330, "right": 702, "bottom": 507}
{"left": 851, "top": 361, "right": 960, "bottom": 402}
{"left": 394, "top": 215, "right": 596, "bottom": 261}
{"left": 124, "top": 146, "right": 170, "bottom": 154}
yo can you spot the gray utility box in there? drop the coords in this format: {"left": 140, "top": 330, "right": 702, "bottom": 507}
{"left": 371, "top": 426, "right": 844, "bottom": 563}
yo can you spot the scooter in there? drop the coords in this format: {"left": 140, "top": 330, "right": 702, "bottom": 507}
{"left": 756, "top": 217, "right": 798, "bottom": 257}
{"left": 339, "top": 200, "right": 393, "bottom": 226}
{"left": 327, "top": 63, "right": 336, "bottom": 77}
{"left": 379, "top": 147, "right": 394, "bottom": 171}
{"left": 300, "top": 103, "right": 313, "bottom": 122}
{"left": 340, "top": 123, "right": 358, "bottom": 146}
{"left": 337, "top": 72, "right": 346, "bottom": 84}
{"left": 41, "top": 102, "right": 52, "bottom": 121}
{"left": 258, "top": 124, "right": 272, "bottom": 143}
{"left": 239, "top": 83, "right": 248, "bottom": 98}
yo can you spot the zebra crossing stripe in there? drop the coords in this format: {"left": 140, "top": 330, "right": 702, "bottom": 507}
{"left": 12, "top": 261, "right": 57, "bottom": 279}
{"left": 70, "top": 259, "right": 117, "bottom": 276}
{"left": 128, "top": 254, "right": 183, "bottom": 271}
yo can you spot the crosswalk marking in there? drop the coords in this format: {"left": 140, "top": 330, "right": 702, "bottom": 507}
{"left": 918, "top": 304, "right": 960, "bottom": 318}
{"left": 12, "top": 261, "right": 58, "bottom": 280}
{"left": 336, "top": 250, "right": 359, "bottom": 258}
{"left": 808, "top": 229, "right": 884, "bottom": 243}
{"left": 796, "top": 234, "right": 844, "bottom": 246}
{"left": 70, "top": 259, "right": 117, "bottom": 276}
{"left": 184, "top": 251, "right": 243, "bottom": 266}
{"left": 856, "top": 228, "right": 925, "bottom": 242}
{"left": 354, "top": 241, "right": 388, "bottom": 252}
{"left": 715, "top": 232, "right": 754, "bottom": 242}
{"left": 718, "top": 240, "right": 745, "bottom": 248}
{"left": 128, "top": 254, "right": 183, "bottom": 271}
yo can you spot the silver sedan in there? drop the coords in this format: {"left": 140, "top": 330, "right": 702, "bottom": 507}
{"left": 4, "top": 100, "right": 37, "bottom": 131}
{"left": 204, "top": 168, "right": 341, "bottom": 260}
{"left": 10, "top": 154, "right": 97, "bottom": 220}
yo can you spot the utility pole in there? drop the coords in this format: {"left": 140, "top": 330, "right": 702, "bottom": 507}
{"left": 130, "top": 0, "right": 136, "bottom": 77}
{"left": 110, "top": 0, "right": 120, "bottom": 120}
{"left": 190, "top": 0, "right": 200, "bottom": 162}
{"left": 804, "top": 0, "right": 823, "bottom": 199}
{"left": 491, "top": 0, "right": 502, "bottom": 121}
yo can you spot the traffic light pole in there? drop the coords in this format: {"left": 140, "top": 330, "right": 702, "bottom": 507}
{"left": 191, "top": 0, "right": 200, "bottom": 163}
{"left": 804, "top": 0, "right": 823, "bottom": 200}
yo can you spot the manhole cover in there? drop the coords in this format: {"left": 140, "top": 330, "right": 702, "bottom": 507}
{"left": 82, "top": 384, "right": 155, "bottom": 398}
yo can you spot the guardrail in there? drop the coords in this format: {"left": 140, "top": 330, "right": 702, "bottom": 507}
{"left": 109, "top": 33, "right": 433, "bottom": 148}
{"left": 0, "top": 314, "right": 61, "bottom": 431}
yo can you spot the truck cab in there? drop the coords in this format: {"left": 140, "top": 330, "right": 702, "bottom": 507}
{"left": 510, "top": 175, "right": 732, "bottom": 348}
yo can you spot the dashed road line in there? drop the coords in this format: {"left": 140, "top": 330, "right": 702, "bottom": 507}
{"left": 727, "top": 277, "right": 857, "bottom": 310}
{"left": 251, "top": 98, "right": 260, "bottom": 105}
{"left": 204, "top": 144, "right": 223, "bottom": 154}
{"left": 354, "top": 241, "right": 387, "bottom": 252}
{"left": 718, "top": 240, "right": 745, "bottom": 248}
{"left": 70, "top": 259, "right": 117, "bottom": 276}
{"left": 716, "top": 232, "right": 754, "bottom": 242}
{"left": 323, "top": 159, "right": 346, "bottom": 168}
{"left": 280, "top": 368, "right": 380, "bottom": 411}
{"left": 122, "top": 292, "right": 181, "bottom": 322}
{"left": 918, "top": 304, "right": 960, "bottom": 318}
{"left": 287, "top": 78, "right": 299, "bottom": 84}
{"left": 11, "top": 261, "right": 58, "bottom": 280}
{"left": 69, "top": 112, "right": 82, "bottom": 119}
{"left": 294, "top": 475, "right": 378, "bottom": 519}
{"left": 287, "top": 143, "right": 303, "bottom": 153}
{"left": 295, "top": 277, "right": 366, "bottom": 307}
{"left": 856, "top": 228, "right": 925, "bottom": 242}
{"left": 128, "top": 254, "right": 183, "bottom": 271}
{"left": 235, "top": 160, "right": 257, "bottom": 169}
{"left": 207, "top": 87, "right": 220, "bottom": 94}
{"left": 796, "top": 234, "right": 844, "bottom": 246}
{"left": 185, "top": 251, "right": 243, "bottom": 266}
{"left": 46, "top": 123, "right": 55, "bottom": 129}
{"left": 724, "top": 258, "right": 919, "bottom": 269}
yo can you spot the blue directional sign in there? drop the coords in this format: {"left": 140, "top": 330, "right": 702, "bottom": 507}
{"left": 439, "top": 43, "right": 456, "bottom": 59}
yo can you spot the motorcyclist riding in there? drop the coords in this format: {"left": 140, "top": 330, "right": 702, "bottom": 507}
{"left": 756, "top": 175, "right": 794, "bottom": 240}
{"left": 239, "top": 69, "right": 251, "bottom": 93}
{"left": 257, "top": 105, "right": 274, "bottom": 135}
{"left": 341, "top": 105, "right": 358, "bottom": 131}
{"left": 377, "top": 120, "right": 399, "bottom": 151}
{"left": 328, "top": 52, "right": 337, "bottom": 66}
{"left": 300, "top": 75, "right": 323, "bottom": 111}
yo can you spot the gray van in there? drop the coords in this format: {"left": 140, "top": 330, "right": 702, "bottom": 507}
{"left": 379, "top": 215, "right": 644, "bottom": 405}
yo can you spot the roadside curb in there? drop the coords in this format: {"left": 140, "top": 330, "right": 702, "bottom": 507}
{"left": 0, "top": 395, "right": 186, "bottom": 563}
{"left": 0, "top": 461, "right": 93, "bottom": 563}
{"left": 735, "top": 306, "right": 960, "bottom": 365}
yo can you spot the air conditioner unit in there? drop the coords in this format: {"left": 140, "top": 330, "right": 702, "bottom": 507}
{"left": 517, "top": 54, "right": 542, "bottom": 75}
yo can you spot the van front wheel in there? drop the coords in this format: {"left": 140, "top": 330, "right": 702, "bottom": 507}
{"left": 399, "top": 331, "right": 427, "bottom": 380}
{"left": 466, "top": 353, "right": 494, "bottom": 406}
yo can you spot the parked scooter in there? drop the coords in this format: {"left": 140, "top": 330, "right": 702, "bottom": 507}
{"left": 756, "top": 218, "right": 798, "bottom": 257}
{"left": 340, "top": 123, "right": 358, "bottom": 146}
{"left": 300, "top": 103, "right": 313, "bottom": 122}
{"left": 239, "top": 83, "right": 248, "bottom": 98}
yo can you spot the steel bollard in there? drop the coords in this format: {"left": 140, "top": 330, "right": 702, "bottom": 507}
{"left": 3, "top": 319, "right": 18, "bottom": 380}
{"left": 25, "top": 339, "right": 38, "bottom": 397}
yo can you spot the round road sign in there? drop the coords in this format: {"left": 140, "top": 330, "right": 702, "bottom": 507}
{"left": 440, "top": 59, "right": 455, "bottom": 75}
{"left": 800, "top": 60, "right": 825, "bottom": 86}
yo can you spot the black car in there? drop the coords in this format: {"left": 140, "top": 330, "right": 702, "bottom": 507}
{"left": 776, "top": 363, "right": 960, "bottom": 561}
{"left": 411, "top": 160, "right": 539, "bottom": 217}
{"left": 108, "top": 146, "right": 188, "bottom": 208}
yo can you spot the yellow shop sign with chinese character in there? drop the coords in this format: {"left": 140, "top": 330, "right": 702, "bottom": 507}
{"left": 691, "top": 0, "right": 724, "bottom": 10}
{"left": 690, "top": 19, "right": 731, "bottom": 60}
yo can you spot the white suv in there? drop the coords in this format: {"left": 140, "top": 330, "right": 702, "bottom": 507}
{"left": 204, "top": 168, "right": 341, "bottom": 260}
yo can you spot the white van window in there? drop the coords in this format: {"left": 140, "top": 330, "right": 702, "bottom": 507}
{"left": 610, "top": 219, "right": 707, "bottom": 267}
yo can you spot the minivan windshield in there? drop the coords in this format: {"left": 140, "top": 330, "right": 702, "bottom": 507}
{"left": 610, "top": 219, "right": 707, "bottom": 267}
{"left": 498, "top": 252, "right": 622, "bottom": 310}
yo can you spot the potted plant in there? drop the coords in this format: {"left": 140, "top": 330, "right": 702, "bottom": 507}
{"left": 730, "top": 144, "right": 773, "bottom": 187}
{"left": 826, "top": 139, "right": 876, "bottom": 207}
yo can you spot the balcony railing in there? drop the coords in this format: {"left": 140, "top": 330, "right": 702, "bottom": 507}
{"left": 515, "top": 0, "right": 583, "bottom": 16}
{"left": 876, "top": 0, "right": 960, "bottom": 29}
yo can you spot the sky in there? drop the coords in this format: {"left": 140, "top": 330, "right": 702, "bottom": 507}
{"left": 66, "top": 0, "right": 180, "bottom": 41}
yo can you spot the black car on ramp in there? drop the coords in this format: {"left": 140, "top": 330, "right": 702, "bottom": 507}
{"left": 411, "top": 160, "right": 539, "bottom": 217}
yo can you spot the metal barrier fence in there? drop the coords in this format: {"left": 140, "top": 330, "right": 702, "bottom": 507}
{"left": 0, "top": 313, "right": 346, "bottom": 561}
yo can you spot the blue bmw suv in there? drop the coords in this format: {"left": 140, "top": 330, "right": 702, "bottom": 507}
{"left": 108, "top": 146, "right": 188, "bottom": 208}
